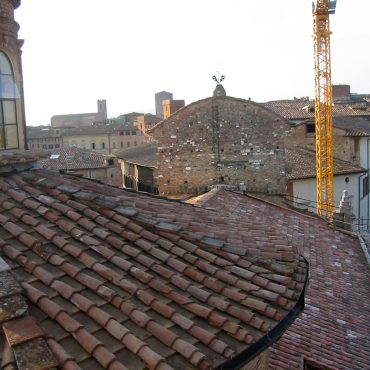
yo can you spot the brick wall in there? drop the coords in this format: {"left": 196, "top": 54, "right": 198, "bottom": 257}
{"left": 286, "top": 123, "right": 357, "bottom": 163}
{"left": 151, "top": 96, "right": 290, "bottom": 195}
{"left": 332, "top": 84, "right": 350, "bottom": 99}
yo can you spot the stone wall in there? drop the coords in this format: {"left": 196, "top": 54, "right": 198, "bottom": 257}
{"left": 151, "top": 96, "right": 290, "bottom": 195}
{"left": 286, "top": 123, "right": 357, "bottom": 163}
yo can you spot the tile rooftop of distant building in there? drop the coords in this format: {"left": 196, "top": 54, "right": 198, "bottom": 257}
{"left": 186, "top": 189, "right": 370, "bottom": 370}
{"left": 263, "top": 99, "right": 370, "bottom": 120}
{"left": 333, "top": 116, "right": 370, "bottom": 136}
{"left": 0, "top": 156, "right": 308, "bottom": 369}
{"left": 286, "top": 147, "right": 365, "bottom": 180}
{"left": 38, "top": 147, "right": 113, "bottom": 171}
{"left": 62, "top": 123, "right": 138, "bottom": 136}
{"left": 114, "top": 142, "right": 158, "bottom": 168}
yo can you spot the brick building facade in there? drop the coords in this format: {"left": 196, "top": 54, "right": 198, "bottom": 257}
{"left": 151, "top": 87, "right": 290, "bottom": 196}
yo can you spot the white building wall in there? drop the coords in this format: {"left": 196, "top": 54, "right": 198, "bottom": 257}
{"left": 358, "top": 137, "right": 370, "bottom": 229}
{"left": 291, "top": 173, "right": 368, "bottom": 228}
{"left": 359, "top": 137, "right": 370, "bottom": 168}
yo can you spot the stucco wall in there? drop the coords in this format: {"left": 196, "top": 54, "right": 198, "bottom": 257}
{"left": 291, "top": 174, "right": 367, "bottom": 223}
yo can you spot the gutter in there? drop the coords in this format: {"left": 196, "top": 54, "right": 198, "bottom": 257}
{"left": 218, "top": 256, "right": 309, "bottom": 370}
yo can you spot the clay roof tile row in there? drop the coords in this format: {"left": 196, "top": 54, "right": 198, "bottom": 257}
{"left": 0, "top": 166, "right": 310, "bottom": 369}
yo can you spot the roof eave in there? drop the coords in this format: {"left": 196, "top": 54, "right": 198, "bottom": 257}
{"left": 218, "top": 256, "right": 309, "bottom": 370}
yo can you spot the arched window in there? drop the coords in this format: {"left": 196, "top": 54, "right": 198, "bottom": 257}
{"left": 0, "top": 51, "right": 19, "bottom": 149}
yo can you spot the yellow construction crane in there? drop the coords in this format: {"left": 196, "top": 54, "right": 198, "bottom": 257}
{"left": 312, "top": 0, "right": 336, "bottom": 219}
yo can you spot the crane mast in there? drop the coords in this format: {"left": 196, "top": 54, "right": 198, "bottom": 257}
{"left": 313, "top": 0, "right": 336, "bottom": 219}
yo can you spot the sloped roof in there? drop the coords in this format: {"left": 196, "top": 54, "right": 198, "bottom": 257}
{"left": 286, "top": 147, "right": 365, "bottom": 180}
{"left": 263, "top": 100, "right": 370, "bottom": 120}
{"left": 0, "top": 164, "right": 307, "bottom": 369}
{"left": 27, "top": 127, "right": 60, "bottom": 140}
{"left": 115, "top": 142, "right": 158, "bottom": 168}
{"left": 39, "top": 147, "right": 111, "bottom": 170}
{"left": 63, "top": 124, "right": 137, "bottom": 137}
{"left": 187, "top": 189, "right": 370, "bottom": 370}
{"left": 333, "top": 116, "right": 370, "bottom": 136}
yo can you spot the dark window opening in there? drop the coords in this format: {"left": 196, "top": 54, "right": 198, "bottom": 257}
{"left": 219, "top": 176, "right": 225, "bottom": 183}
{"left": 304, "top": 359, "right": 331, "bottom": 370}
{"left": 362, "top": 176, "right": 369, "bottom": 198}
{"left": 306, "top": 123, "right": 315, "bottom": 134}
{"left": 108, "top": 159, "right": 114, "bottom": 166}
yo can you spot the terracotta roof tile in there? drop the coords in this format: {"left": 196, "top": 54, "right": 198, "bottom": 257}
{"left": 0, "top": 167, "right": 312, "bottom": 369}
{"left": 3, "top": 315, "right": 43, "bottom": 347}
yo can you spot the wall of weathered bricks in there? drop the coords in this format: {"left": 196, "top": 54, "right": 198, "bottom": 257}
{"left": 151, "top": 96, "right": 290, "bottom": 195}
{"left": 285, "top": 123, "right": 357, "bottom": 163}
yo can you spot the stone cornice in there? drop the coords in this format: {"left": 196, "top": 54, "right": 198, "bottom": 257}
{"left": 10, "top": 0, "right": 21, "bottom": 10}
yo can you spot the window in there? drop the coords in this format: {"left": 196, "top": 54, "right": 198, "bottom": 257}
{"left": 306, "top": 123, "right": 315, "bottom": 134}
{"left": 101, "top": 142, "right": 105, "bottom": 149}
{"left": 131, "top": 131, "right": 137, "bottom": 135}
{"left": 362, "top": 176, "right": 369, "bottom": 198}
{"left": 120, "top": 142, "right": 123, "bottom": 148}
{"left": 0, "top": 51, "right": 19, "bottom": 150}
{"left": 134, "top": 141, "right": 137, "bottom": 146}
{"left": 127, "top": 141, "right": 131, "bottom": 147}
{"left": 91, "top": 142, "right": 96, "bottom": 149}
{"left": 112, "top": 142, "right": 116, "bottom": 149}
{"left": 125, "top": 131, "right": 130, "bottom": 136}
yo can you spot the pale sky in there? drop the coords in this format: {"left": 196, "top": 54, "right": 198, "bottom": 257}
{"left": 15, "top": 0, "right": 370, "bottom": 126}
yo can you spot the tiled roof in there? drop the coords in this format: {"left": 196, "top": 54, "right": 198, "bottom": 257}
{"left": 27, "top": 127, "right": 60, "bottom": 140}
{"left": 0, "top": 166, "right": 307, "bottom": 369}
{"left": 39, "top": 147, "right": 112, "bottom": 171}
{"left": 63, "top": 124, "right": 137, "bottom": 137}
{"left": 187, "top": 189, "right": 370, "bottom": 370}
{"left": 0, "top": 152, "right": 49, "bottom": 174}
{"left": 263, "top": 100, "right": 370, "bottom": 120}
{"left": 333, "top": 116, "right": 370, "bottom": 136}
{"left": 286, "top": 147, "right": 365, "bottom": 180}
{"left": 115, "top": 142, "right": 158, "bottom": 168}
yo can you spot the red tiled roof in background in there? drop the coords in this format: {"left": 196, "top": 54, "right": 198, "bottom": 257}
{"left": 0, "top": 167, "right": 307, "bottom": 369}
{"left": 38, "top": 147, "right": 113, "bottom": 171}
{"left": 286, "top": 147, "right": 365, "bottom": 180}
{"left": 188, "top": 189, "right": 370, "bottom": 370}
{"left": 263, "top": 100, "right": 370, "bottom": 120}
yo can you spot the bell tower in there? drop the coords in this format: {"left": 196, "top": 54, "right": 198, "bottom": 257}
{"left": 0, "top": 0, "right": 26, "bottom": 150}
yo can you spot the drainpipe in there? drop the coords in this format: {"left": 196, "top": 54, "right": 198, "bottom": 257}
{"left": 367, "top": 138, "right": 370, "bottom": 229}
{"left": 359, "top": 173, "right": 366, "bottom": 231}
